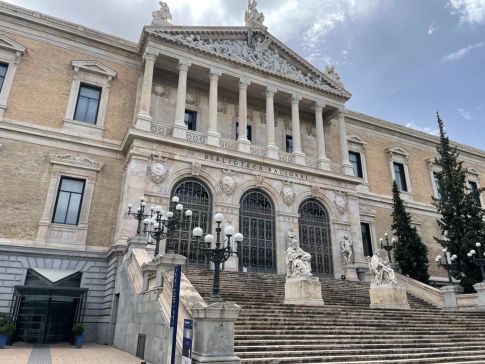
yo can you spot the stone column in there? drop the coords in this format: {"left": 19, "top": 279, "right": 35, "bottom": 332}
{"left": 207, "top": 68, "right": 222, "bottom": 146}
{"left": 314, "top": 101, "right": 330, "bottom": 170}
{"left": 291, "top": 94, "right": 306, "bottom": 165}
{"left": 173, "top": 59, "right": 192, "bottom": 139}
{"left": 338, "top": 108, "right": 354, "bottom": 175}
{"left": 135, "top": 51, "right": 157, "bottom": 131}
{"left": 265, "top": 85, "right": 279, "bottom": 159}
{"left": 237, "top": 78, "right": 251, "bottom": 153}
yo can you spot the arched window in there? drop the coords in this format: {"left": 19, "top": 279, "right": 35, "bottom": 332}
{"left": 298, "top": 199, "right": 332, "bottom": 276}
{"left": 239, "top": 189, "right": 276, "bottom": 273}
{"left": 170, "top": 178, "right": 212, "bottom": 266}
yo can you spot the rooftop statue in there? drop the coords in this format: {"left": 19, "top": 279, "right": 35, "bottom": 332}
{"left": 152, "top": 1, "right": 172, "bottom": 26}
{"left": 245, "top": 0, "right": 265, "bottom": 27}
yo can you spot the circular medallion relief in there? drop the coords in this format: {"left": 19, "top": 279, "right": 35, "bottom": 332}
{"left": 151, "top": 162, "right": 166, "bottom": 176}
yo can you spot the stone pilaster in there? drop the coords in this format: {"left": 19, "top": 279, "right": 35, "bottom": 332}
{"left": 338, "top": 108, "right": 354, "bottom": 175}
{"left": 207, "top": 68, "right": 222, "bottom": 146}
{"left": 173, "top": 59, "right": 191, "bottom": 139}
{"left": 314, "top": 101, "right": 330, "bottom": 170}
{"left": 291, "top": 94, "right": 305, "bottom": 165}
{"left": 135, "top": 51, "right": 156, "bottom": 131}
{"left": 265, "top": 85, "right": 279, "bottom": 159}
{"left": 237, "top": 78, "right": 251, "bottom": 153}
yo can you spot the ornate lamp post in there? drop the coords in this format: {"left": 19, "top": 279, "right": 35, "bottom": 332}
{"left": 435, "top": 247, "right": 458, "bottom": 284}
{"left": 192, "top": 213, "right": 243, "bottom": 301}
{"left": 128, "top": 196, "right": 192, "bottom": 256}
{"left": 127, "top": 196, "right": 151, "bottom": 236}
{"left": 468, "top": 242, "right": 485, "bottom": 282}
{"left": 379, "top": 233, "right": 396, "bottom": 263}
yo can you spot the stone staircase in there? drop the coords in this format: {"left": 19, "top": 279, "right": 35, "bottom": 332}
{"left": 185, "top": 268, "right": 485, "bottom": 363}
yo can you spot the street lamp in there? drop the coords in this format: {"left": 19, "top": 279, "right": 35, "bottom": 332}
{"left": 468, "top": 242, "right": 485, "bottom": 282}
{"left": 192, "top": 213, "right": 243, "bottom": 301}
{"left": 127, "top": 196, "right": 151, "bottom": 236}
{"left": 128, "top": 196, "right": 192, "bottom": 256}
{"left": 379, "top": 233, "right": 396, "bottom": 263}
{"left": 436, "top": 247, "right": 458, "bottom": 284}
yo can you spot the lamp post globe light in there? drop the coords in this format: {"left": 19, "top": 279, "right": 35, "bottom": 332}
{"left": 127, "top": 196, "right": 151, "bottom": 236}
{"left": 468, "top": 242, "right": 485, "bottom": 282}
{"left": 379, "top": 232, "right": 396, "bottom": 263}
{"left": 435, "top": 247, "right": 458, "bottom": 284}
{"left": 192, "top": 212, "right": 243, "bottom": 301}
{"left": 128, "top": 196, "right": 192, "bottom": 257}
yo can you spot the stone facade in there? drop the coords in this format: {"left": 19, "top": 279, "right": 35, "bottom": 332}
{"left": 0, "top": 1, "right": 484, "bottom": 350}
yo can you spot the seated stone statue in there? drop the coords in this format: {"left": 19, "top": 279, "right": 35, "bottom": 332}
{"left": 368, "top": 249, "right": 397, "bottom": 286}
{"left": 285, "top": 229, "right": 312, "bottom": 279}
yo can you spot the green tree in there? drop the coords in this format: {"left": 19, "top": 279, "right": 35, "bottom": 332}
{"left": 433, "top": 113, "right": 485, "bottom": 292}
{"left": 391, "top": 180, "right": 430, "bottom": 283}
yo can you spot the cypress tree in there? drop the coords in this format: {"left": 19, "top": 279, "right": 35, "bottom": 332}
{"left": 391, "top": 180, "right": 430, "bottom": 283}
{"left": 433, "top": 113, "right": 484, "bottom": 292}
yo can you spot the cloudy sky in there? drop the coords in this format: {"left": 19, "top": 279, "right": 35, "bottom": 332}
{"left": 4, "top": 0, "right": 485, "bottom": 149}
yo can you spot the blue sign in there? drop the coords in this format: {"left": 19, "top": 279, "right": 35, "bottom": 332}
{"left": 182, "top": 319, "right": 193, "bottom": 361}
{"left": 170, "top": 265, "right": 182, "bottom": 364}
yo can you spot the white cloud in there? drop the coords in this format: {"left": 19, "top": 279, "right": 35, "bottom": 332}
{"left": 441, "top": 42, "right": 485, "bottom": 62}
{"left": 427, "top": 22, "right": 437, "bottom": 34}
{"left": 405, "top": 122, "right": 439, "bottom": 136}
{"left": 448, "top": 0, "right": 485, "bottom": 24}
{"left": 458, "top": 108, "right": 473, "bottom": 120}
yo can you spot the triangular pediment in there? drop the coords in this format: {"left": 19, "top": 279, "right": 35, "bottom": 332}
{"left": 0, "top": 34, "right": 26, "bottom": 54}
{"left": 347, "top": 135, "right": 368, "bottom": 146}
{"left": 386, "top": 146, "right": 409, "bottom": 158}
{"left": 71, "top": 60, "right": 117, "bottom": 78}
{"left": 148, "top": 27, "right": 350, "bottom": 99}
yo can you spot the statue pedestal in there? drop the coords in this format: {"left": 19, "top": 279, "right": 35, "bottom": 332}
{"left": 343, "top": 265, "right": 359, "bottom": 281}
{"left": 370, "top": 283, "right": 410, "bottom": 310}
{"left": 191, "top": 301, "right": 241, "bottom": 364}
{"left": 284, "top": 276, "right": 324, "bottom": 306}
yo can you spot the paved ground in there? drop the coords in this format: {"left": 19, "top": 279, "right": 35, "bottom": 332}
{"left": 0, "top": 343, "right": 147, "bottom": 364}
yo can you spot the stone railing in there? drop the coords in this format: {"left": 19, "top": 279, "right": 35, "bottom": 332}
{"left": 219, "top": 137, "right": 237, "bottom": 151}
{"left": 396, "top": 273, "right": 444, "bottom": 307}
{"left": 330, "top": 163, "right": 343, "bottom": 173}
{"left": 186, "top": 130, "right": 207, "bottom": 144}
{"left": 250, "top": 145, "right": 266, "bottom": 157}
{"left": 306, "top": 157, "right": 318, "bottom": 168}
{"left": 151, "top": 121, "right": 173, "bottom": 136}
{"left": 278, "top": 151, "right": 294, "bottom": 163}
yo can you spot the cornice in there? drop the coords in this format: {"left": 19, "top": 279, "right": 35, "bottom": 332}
{"left": 346, "top": 110, "right": 485, "bottom": 164}
{"left": 0, "top": 1, "right": 138, "bottom": 55}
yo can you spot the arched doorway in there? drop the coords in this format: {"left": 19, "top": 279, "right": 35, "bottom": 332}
{"left": 170, "top": 178, "right": 212, "bottom": 266}
{"left": 239, "top": 189, "right": 276, "bottom": 273}
{"left": 298, "top": 199, "right": 333, "bottom": 277}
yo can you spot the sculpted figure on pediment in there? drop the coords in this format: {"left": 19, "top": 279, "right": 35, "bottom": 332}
{"left": 152, "top": 2, "right": 172, "bottom": 26}
{"left": 245, "top": 0, "right": 265, "bottom": 27}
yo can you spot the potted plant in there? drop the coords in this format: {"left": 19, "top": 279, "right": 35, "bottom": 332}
{"left": 72, "top": 323, "right": 84, "bottom": 348}
{"left": 0, "top": 313, "right": 15, "bottom": 349}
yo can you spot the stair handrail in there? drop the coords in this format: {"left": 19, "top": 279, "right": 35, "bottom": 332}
{"left": 395, "top": 272, "right": 444, "bottom": 307}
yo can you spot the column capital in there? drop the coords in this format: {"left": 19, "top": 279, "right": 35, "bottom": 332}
{"left": 314, "top": 100, "right": 326, "bottom": 111}
{"left": 291, "top": 93, "right": 302, "bottom": 104}
{"left": 266, "top": 85, "right": 277, "bottom": 96}
{"left": 337, "top": 107, "right": 347, "bottom": 117}
{"left": 239, "top": 77, "right": 251, "bottom": 88}
{"left": 209, "top": 68, "right": 222, "bottom": 79}
{"left": 143, "top": 48, "right": 158, "bottom": 62}
{"left": 177, "top": 59, "right": 192, "bottom": 71}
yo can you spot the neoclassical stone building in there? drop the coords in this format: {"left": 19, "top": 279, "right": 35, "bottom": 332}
{"left": 0, "top": 1, "right": 484, "bottom": 348}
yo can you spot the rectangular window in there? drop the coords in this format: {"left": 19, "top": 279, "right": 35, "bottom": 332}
{"left": 0, "top": 63, "right": 8, "bottom": 92}
{"left": 469, "top": 180, "right": 481, "bottom": 206}
{"left": 184, "top": 110, "right": 197, "bottom": 131}
{"left": 349, "top": 151, "right": 363, "bottom": 178}
{"left": 235, "top": 122, "right": 252, "bottom": 141}
{"left": 393, "top": 162, "right": 408, "bottom": 192}
{"left": 52, "top": 177, "right": 85, "bottom": 225}
{"left": 286, "top": 135, "right": 293, "bottom": 153}
{"left": 433, "top": 172, "right": 441, "bottom": 198}
{"left": 74, "top": 84, "right": 101, "bottom": 124}
{"left": 360, "top": 222, "right": 373, "bottom": 257}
